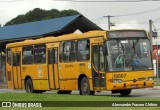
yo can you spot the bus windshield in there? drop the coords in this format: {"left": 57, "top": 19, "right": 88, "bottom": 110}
{"left": 106, "top": 39, "right": 153, "bottom": 72}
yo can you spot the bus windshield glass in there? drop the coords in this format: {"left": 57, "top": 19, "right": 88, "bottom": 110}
{"left": 106, "top": 39, "right": 152, "bottom": 72}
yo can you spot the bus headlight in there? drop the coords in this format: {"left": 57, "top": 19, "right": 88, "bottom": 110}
{"left": 146, "top": 77, "right": 154, "bottom": 81}
{"left": 112, "top": 79, "right": 123, "bottom": 83}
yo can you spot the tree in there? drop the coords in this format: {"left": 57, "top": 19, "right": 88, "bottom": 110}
{"left": 5, "top": 8, "right": 79, "bottom": 26}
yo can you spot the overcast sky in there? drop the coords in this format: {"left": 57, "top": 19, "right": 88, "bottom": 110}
{"left": 0, "top": 0, "right": 160, "bottom": 31}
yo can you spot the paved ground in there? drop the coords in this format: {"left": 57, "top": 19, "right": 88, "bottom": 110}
{"left": 1, "top": 80, "right": 160, "bottom": 97}
{"left": 0, "top": 87, "right": 160, "bottom": 98}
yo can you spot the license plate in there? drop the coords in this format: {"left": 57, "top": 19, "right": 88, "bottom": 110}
{"left": 131, "top": 85, "right": 137, "bottom": 88}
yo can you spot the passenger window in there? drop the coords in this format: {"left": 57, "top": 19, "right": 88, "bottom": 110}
{"left": 7, "top": 49, "right": 11, "bottom": 65}
{"left": 77, "top": 39, "right": 90, "bottom": 61}
{"left": 59, "top": 42, "right": 63, "bottom": 62}
{"left": 48, "top": 49, "right": 53, "bottom": 64}
{"left": 100, "top": 46, "right": 105, "bottom": 72}
{"left": 54, "top": 49, "right": 58, "bottom": 64}
{"left": 48, "top": 49, "right": 57, "bottom": 64}
{"left": 22, "top": 46, "right": 33, "bottom": 65}
{"left": 92, "top": 45, "right": 105, "bottom": 72}
{"left": 13, "top": 54, "right": 17, "bottom": 66}
{"left": 63, "top": 41, "right": 75, "bottom": 62}
{"left": 13, "top": 53, "right": 20, "bottom": 66}
{"left": 93, "top": 45, "right": 98, "bottom": 70}
{"left": 34, "top": 44, "right": 46, "bottom": 64}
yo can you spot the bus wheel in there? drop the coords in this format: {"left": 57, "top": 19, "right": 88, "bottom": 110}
{"left": 80, "top": 77, "right": 90, "bottom": 95}
{"left": 90, "top": 91, "right": 95, "bottom": 95}
{"left": 57, "top": 90, "right": 72, "bottom": 94}
{"left": 35, "top": 90, "right": 45, "bottom": 94}
{"left": 119, "top": 89, "right": 132, "bottom": 96}
{"left": 25, "top": 79, "right": 35, "bottom": 93}
{"left": 65, "top": 90, "right": 72, "bottom": 94}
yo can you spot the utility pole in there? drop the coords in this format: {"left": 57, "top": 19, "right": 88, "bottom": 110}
{"left": 104, "top": 15, "right": 115, "bottom": 30}
{"left": 149, "top": 20, "right": 153, "bottom": 45}
{"left": 149, "top": 19, "right": 159, "bottom": 83}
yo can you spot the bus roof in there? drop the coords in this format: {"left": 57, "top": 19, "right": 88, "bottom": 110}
{"left": 6, "top": 29, "right": 147, "bottom": 48}
{"left": 6, "top": 30, "right": 106, "bottom": 48}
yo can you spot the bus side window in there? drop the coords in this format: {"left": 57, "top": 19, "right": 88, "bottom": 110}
{"left": 63, "top": 41, "right": 75, "bottom": 62}
{"left": 13, "top": 53, "right": 20, "bottom": 66}
{"left": 7, "top": 49, "right": 11, "bottom": 65}
{"left": 34, "top": 44, "right": 46, "bottom": 64}
{"left": 100, "top": 46, "right": 105, "bottom": 72}
{"left": 77, "top": 39, "right": 90, "bottom": 61}
{"left": 22, "top": 46, "right": 33, "bottom": 65}
{"left": 48, "top": 49, "right": 57, "bottom": 64}
{"left": 59, "top": 42, "right": 63, "bottom": 62}
{"left": 93, "top": 45, "right": 98, "bottom": 70}
{"left": 48, "top": 49, "right": 53, "bottom": 64}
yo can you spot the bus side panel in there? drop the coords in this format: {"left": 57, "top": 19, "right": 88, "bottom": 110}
{"left": 83, "top": 62, "right": 93, "bottom": 91}
{"left": 21, "top": 79, "right": 25, "bottom": 89}
{"left": 6, "top": 48, "right": 14, "bottom": 89}
{"left": 59, "top": 62, "right": 79, "bottom": 90}
{"left": 33, "top": 80, "right": 49, "bottom": 90}
{"left": 22, "top": 64, "right": 50, "bottom": 91}
{"left": 59, "top": 62, "right": 93, "bottom": 91}
{"left": 6, "top": 63, "right": 14, "bottom": 89}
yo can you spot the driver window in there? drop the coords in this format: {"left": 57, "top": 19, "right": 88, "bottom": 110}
{"left": 100, "top": 46, "right": 105, "bottom": 72}
{"left": 93, "top": 45, "right": 98, "bottom": 70}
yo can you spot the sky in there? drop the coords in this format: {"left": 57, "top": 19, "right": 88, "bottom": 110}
{"left": 0, "top": 0, "right": 160, "bottom": 32}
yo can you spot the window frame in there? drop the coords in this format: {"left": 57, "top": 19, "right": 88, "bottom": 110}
{"left": 77, "top": 39, "right": 90, "bottom": 62}
{"left": 48, "top": 49, "right": 58, "bottom": 64}
{"left": 7, "top": 48, "right": 12, "bottom": 65}
{"left": 48, "top": 49, "right": 54, "bottom": 64}
{"left": 33, "top": 44, "right": 46, "bottom": 64}
{"left": 13, "top": 53, "right": 20, "bottom": 66}
{"left": 22, "top": 46, "right": 34, "bottom": 65}
{"left": 61, "top": 40, "right": 76, "bottom": 63}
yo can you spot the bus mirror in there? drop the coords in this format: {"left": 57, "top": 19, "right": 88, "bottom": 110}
{"left": 102, "top": 45, "right": 108, "bottom": 55}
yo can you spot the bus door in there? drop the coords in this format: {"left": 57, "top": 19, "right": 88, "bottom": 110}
{"left": 48, "top": 48, "right": 59, "bottom": 89}
{"left": 12, "top": 52, "right": 22, "bottom": 89}
{"left": 92, "top": 44, "right": 106, "bottom": 88}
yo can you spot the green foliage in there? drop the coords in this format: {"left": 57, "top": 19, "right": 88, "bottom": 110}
{"left": 5, "top": 8, "right": 79, "bottom": 26}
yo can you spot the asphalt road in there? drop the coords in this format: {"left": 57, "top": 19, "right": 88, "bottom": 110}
{"left": 0, "top": 87, "right": 160, "bottom": 98}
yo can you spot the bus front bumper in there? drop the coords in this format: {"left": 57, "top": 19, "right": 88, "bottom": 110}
{"left": 106, "top": 80, "right": 154, "bottom": 91}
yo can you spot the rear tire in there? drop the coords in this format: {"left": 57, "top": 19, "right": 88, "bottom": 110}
{"left": 90, "top": 91, "right": 95, "bottom": 95}
{"left": 80, "top": 77, "right": 91, "bottom": 95}
{"left": 35, "top": 90, "right": 46, "bottom": 94}
{"left": 25, "top": 79, "right": 35, "bottom": 93}
{"left": 119, "top": 89, "right": 132, "bottom": 96}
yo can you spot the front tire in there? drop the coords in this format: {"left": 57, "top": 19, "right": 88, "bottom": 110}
{"left": 80, "top": 77, "right": 91, "bottom": 95}
{"left": 119, "top": 89, "right": 132, "bottom": 96}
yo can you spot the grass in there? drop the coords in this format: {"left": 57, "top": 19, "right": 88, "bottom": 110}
{"left": 155, "top": 83, "right": 160, "bottom": 86}
{"left": 0, "top": 93, "right": 160, "bottom": 110}
{"left": 0, "top": 92, "right": 160, "bottom": 101}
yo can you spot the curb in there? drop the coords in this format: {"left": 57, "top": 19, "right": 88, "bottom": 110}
{"left": 0, "top": 83, "right": 7, "bottom": 89}
{"left": 0, "top": 85, "right": 7, "bottom": 89}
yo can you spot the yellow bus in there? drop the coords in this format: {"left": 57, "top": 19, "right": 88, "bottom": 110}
{"left": 6, "top": 29, "right": 154, "bottom": 96}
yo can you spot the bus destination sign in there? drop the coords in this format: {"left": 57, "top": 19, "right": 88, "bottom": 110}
{"left": 107, "top": 30, "right": 146, "bottom": 38}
